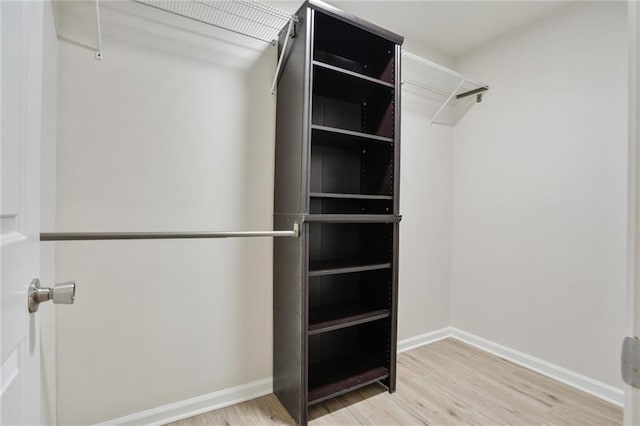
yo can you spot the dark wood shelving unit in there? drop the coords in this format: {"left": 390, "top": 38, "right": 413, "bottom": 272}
{"left": 273, "top": 1, "right": 402, "bottom": 424}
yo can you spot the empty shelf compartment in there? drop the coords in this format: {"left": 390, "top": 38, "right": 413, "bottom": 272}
{"left": 309, "top": 269, "right": 392, "bottom": 334}
{"left": 308, "top": 320, "right": 391, "bottom": 405}
{"left": 308, "top": 358, "right": 389, "bottom": 405}
{"left": 308, "top": 223, "right": 394, "bottom": 266}
{"left": 312, "top": 65, "right": 394, "bottom": 139}
{"left": 313, "top": 12, "right": 395, "bottom": 84}
{"left": 310, "top": 132, "right": 394, "bottom": 197}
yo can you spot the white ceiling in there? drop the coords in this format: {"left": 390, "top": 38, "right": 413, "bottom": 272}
{"left": 270, "top": 1, "right": 576, "bottom": 58}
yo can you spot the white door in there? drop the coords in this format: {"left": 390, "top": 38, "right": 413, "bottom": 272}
{"left": 1, "top": 1, "right": 44, "bottom": 424}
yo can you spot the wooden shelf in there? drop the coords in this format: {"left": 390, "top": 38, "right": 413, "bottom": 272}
{"left": 313, "top": 60, "right": 394, "bottom": 89}
{"left": 311, "top": 124, "right": 393, "bottom": 144}
{"left": 310, "top": 192, "right": 393, "bottom": 201}
{"left": 304, "top": 214, "right": 400, "bottom": 223}
{"left": 308, "top": 260, "right": 391, "bottom": 277}
{"left": 308, "top": 357, "right": 389, "bottom": 405}
{"left": 309, "top": 303, "right": 389, "bottom": 335}
{"left": 310, "top": 192, "right": 393, "bottom": 214}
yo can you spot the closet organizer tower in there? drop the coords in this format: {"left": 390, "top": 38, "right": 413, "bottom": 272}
{"left": 273, "top": 1, "right": 403, "bottom": 424}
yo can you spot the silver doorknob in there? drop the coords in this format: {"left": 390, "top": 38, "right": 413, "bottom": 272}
{"left": 28, "top": 279, "right": 76, "bottom": 313}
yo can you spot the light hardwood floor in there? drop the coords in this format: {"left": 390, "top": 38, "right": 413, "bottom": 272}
{"left": 169, "top": 338, "right": 622, "bottom": 425}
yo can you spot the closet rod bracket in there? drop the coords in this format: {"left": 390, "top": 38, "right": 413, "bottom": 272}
{"left": 455, "top": 86, "right": 489, "bottom": 101}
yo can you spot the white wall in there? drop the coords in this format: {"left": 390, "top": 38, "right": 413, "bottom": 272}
{"left": 54, "top": 2, "right": 276, "bottom": 424}
{"left": 398, "top": 113, "right": 452, "bottom": 340}
{"left": 399, "top": 41, "right": 454, "bottom": 339}
{"left": 451, "top": 1, "right": 628, "bottom": 388}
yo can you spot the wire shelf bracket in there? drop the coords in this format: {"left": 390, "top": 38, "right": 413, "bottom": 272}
{"left": 271, "top": 17, "right": 295, "bottom": 95}
{"left": 95, "top": 0, "right": 103, "bottom": 60}
{"left": 401, "top": 50, "right": 489, "bottom": 126}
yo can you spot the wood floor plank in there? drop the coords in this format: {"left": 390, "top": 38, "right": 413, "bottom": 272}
{"left": 168, "top": 338, "right": 622, "bottom": 425}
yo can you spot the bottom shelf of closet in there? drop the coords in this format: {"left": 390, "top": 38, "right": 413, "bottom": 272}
{"left": 307, "top": 357, "right": 389, "bottom": 405}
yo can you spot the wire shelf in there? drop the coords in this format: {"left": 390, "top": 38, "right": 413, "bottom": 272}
{"left": 133, "top": 0, "right": 295, "bottom": 43}
{"left": 402, "top": 51, "right": 488, "bottom": 126}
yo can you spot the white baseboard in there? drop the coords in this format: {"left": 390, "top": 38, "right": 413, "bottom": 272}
{"left": 96, "top": 377, "right": 272, "bottom": 426}
{"left": 397, "top": 327, "right": 450, "bottom": 353}
{"left": 449, "top": 327, "right": 624, "bottom": 407}
{"left": 97, "top": 327, "right": 624, "bottom": 425}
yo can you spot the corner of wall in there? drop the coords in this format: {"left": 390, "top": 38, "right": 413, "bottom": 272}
{"left": 447, "top": 0, "right": 628, "bottom": 389}
{"left": 402, "top": 39, "right": 454, "bottom": 69}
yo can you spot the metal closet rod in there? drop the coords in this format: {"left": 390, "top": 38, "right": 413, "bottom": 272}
{"left": 456, "top": 87, "right": 489, "bottom": 100}
{"left": 40, "top": 223, "right": 299, "bottom": 241}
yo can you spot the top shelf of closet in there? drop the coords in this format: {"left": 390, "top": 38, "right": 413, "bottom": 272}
{"left": 313, "top": 11, "right": 396, "bottom": 84}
